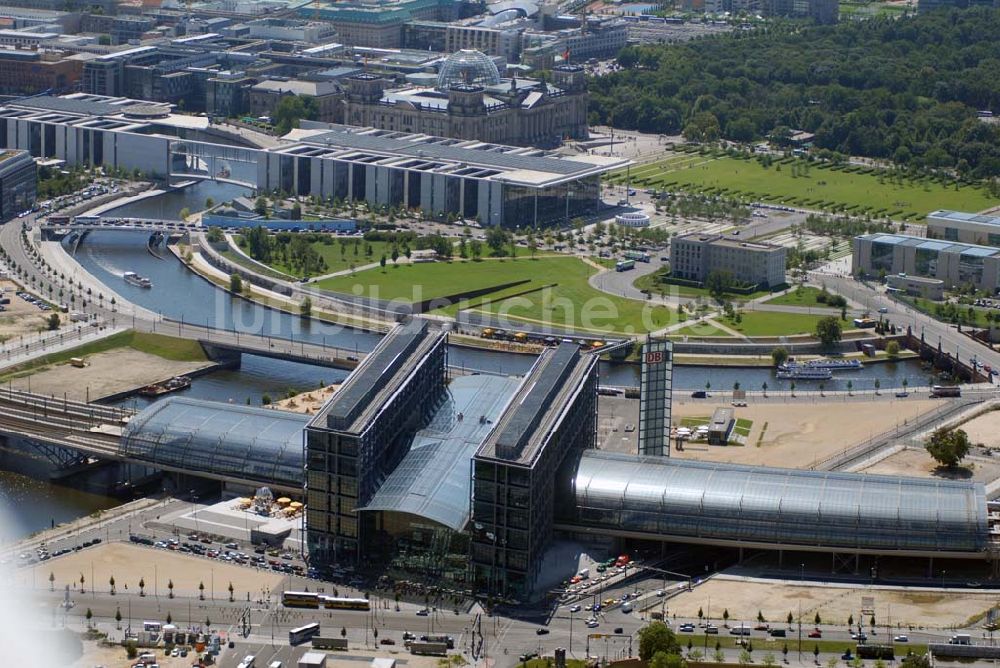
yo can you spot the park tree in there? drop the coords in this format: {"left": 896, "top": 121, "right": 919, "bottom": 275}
{"left": 49, "top": 572, "right": 55, "bottom": 591}
{"left": 168, "top": 579, "right": 174, "bottom": 598}
{"left": 166, "top": 612, "right": 172, "bottom": 625}
{"left": 139, "top": 578, "right": 145, "bottom": 597}
{"left": 706, "top": 270, "right": 734, "bottom": 303}
{"left": 254, "top": 196, "right": 268, "bottom": 217}
{"left": 815, "top": 316, "right": 843, "bottom": 347}
{"left": 229, "top": 582, "right": 235, "bottom": 602}
{"left": 885, "top": 340, "right": 900, "bottom": 359}
{"left": 814, "top": 612, "right": 822, "bottom": 625}
{"left": 47, "top": 313, "right": 60, "bottom": 330}
{"left": 771, "top": 347, "right": 789, "bottom": 368}
{"left": 651, "top": 651, "right": 686, "bottom": 668}
{"left": 230, "top": 273, "right": 243, "bottom": 294}
{"left": 926, "top": 428, "right": 971, "bottom": 469}
{"left": 900, "top": 654, "right": 932, "bottom": 668}
{"left": 290, "top": 203, "right": 302, "bottom": 220}
{"left": 85, "top": 608, "right": 93, "bottom": 628}
{"left": 300, "top": 296, "right": 312, "bottom": 319}
{"left": 638, "top": 622, "right": 682, "bottom": 661}
{"left": 115, "top": 607, "right": 122, "bottom": 629}
{"left": 109, "top": 575, "right": 115, "bottom": 595}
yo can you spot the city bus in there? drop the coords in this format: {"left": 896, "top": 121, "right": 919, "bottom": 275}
{"left": 289, "top": 622, "right": 321, "bottom": 645}
{"left": 282, "top": 591, "right": 322, "bottom": 609}
{"left": 321, "top": 597, "right": 370, "bottom": 611}
{"left": 931, "top": 385, "right": 961, "bottom": 398}
{"left": 420, "top": 634, "right": 455, "bottom": 649}
{"left": 615, "top": 260, "right": 635, "bottom": 272}
{"left": 624, "top": 250, "right": 650, "bottom": 263}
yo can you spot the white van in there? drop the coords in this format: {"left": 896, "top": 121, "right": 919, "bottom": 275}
{"left": 238, "top": 656, "right": 256, "bottom": 668}
{"left": 268, "top": 662, "right": 283, "bottom": 668}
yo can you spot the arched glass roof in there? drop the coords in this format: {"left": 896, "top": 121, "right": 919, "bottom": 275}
{"left": 360, "top": 374, "right": 521, "bottom": 530}
{"left": 121, "top": 397, "right": 308, "bottom": 489}
{"left": 437, "top": 50, "right": 501, "bottom": 89}
{"left": 573, "top": 451, "right": 988, "bottom": 554}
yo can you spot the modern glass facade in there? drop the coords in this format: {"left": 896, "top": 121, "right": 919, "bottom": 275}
{"left": 471, "top": 344, "right": 599, "bottom": 599}
{"left": 305, "top": 320, "right": 448, "bottom": 566}
{"left": 0, "top": 150, "right": 35, "bottom": 222}
{"left": 638, "top": 337, "right": 672, "bottom": 457}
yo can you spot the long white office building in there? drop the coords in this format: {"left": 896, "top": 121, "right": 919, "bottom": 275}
{"left": 0, "top": 93, "right": 628, "bottom": 227}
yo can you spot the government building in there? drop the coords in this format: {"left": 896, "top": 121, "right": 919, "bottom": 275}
{"left": 342, "top": 49, "right": 588, "bottom": 148}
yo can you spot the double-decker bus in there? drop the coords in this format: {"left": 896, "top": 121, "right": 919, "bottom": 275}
{"left": 289, "top": 622, "right": 321, "bottom": 645}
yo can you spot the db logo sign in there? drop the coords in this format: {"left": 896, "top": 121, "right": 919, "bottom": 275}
{"left": 645, "top": 351, "right": 665, "bottom": 364}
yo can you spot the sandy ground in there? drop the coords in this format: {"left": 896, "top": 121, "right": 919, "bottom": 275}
{"left": 667, "top": 577, "right": 994, "bottom": 628}
{"left": 0, "top": 279, "right": 51, "bottom": 339}
{"left": 16, "top": 542, "right": 285, "bottom": 599}
{"left": 7, "top": 347, "right": 212, "bottom": 401}
{"left": 273, "top": 384, "right": 339, "bottom": 415}
{"left": 75, "top": 641, "right": 194, "bottom": 668}
{"left": 955, "top": 409, "right": 1000, "bottom": 449}
{"left": 861, "top": 447, "right": 1000, "bottom": 483}
{"left": 598, "top": 396, "right": 939, "bottom": 468}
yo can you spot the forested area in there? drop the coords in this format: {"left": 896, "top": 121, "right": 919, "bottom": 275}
{"left": 590, "top": 9, "right": 1000, "bottom": 178}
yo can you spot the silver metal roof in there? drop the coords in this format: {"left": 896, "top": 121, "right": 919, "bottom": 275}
{"left": 573, "top": 451, "right": 989, "bottom": 553}
{"left": 121, "top": 397, "right": 309, "bottom": 489}
{"left": 359, "top": 374, "right": 522, "bottom": 530}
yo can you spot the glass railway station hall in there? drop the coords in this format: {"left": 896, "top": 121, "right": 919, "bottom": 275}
{"left": 115, "top": 319, "right": 998, "bottom": 599}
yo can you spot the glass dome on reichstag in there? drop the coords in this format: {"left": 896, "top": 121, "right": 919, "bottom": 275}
{"left": 437, "top": 50, "right": 501, "bottom": 89}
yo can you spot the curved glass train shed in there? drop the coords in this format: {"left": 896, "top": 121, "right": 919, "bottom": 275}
{"left": 572, "top": 452, "right": 989, "bottom": 556}
{"left": 121, "top": 397, "right": 309, "bottom": 490}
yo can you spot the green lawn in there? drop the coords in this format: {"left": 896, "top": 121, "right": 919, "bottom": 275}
{"left": 235, "top": 235, "right": 398, "bottom": 278}
{"left": 614, "top": 154, "right": 997, "bottom": 220}
{"left": 220, "top": 247, "right": 294, "bottom": 280}
{"left": 764, "top": 286, "right": 841, "bottom": 308}
{"left": 317, "top": 256, "right": 677, "bottom": 335}
{"left": 734, "top": 418, "right": 753, "bottom": 437}
{"left": 0, "top": 330, "right": 206, "bottom": 381}
{"left": 673, "top": 320, "right": 729, "bottom": 337}
{"left": 721, "top": 311, "right": 850, "bottom": 337}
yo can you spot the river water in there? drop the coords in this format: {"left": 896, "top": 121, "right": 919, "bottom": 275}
{"left": 1, "top": 181, "right": 936, "bottom": 538}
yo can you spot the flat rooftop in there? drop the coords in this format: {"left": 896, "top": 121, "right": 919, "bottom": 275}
{"left": 860, "top": 232, "right": 1000, "bottom": 258}
{"left": 928, "top": 209, "right": 1000, "bottom": 228}
{"left": 278, "top": 124, "right": 628, "bottom": 187}
{"left": 476, "top": 343, "right": 595, "bottom": 467}
{"left": 310, "top": 319, "right": 442, "bottom": 434}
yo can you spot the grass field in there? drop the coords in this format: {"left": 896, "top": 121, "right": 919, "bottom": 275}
{"left": 317, "top": 256, "right": 678, "bottom": 334}
{"left": 612, "top": 153, "right": 997, "bottom": 220}
{"left": 234, "top": 235, "right": 398, "bottom": 278}
{"left": 220, "top": 247, "right": 294, "bottom": 280}
{"left": 764, "top": 286, "right": 841, "bottom": 308}
{"left": 0, "top": 330, "right": 206, "bottom": 381}
{"left": 673, "top": 321, "right": 729, "bottom": 337}
{"left": 721, "top": 311, "right": 848, "bottom": 337}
